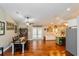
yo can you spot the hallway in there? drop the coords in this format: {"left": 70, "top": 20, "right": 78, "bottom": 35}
{"left": 0, "top": 3, "right": 78, "bottom": 56}
{"left": 3, "top": 40, "right": 67, "bottom": 56}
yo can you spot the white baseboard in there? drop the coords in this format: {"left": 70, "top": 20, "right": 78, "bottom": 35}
{"left": 0, "top": 44, "right": 11, "bottom": 54}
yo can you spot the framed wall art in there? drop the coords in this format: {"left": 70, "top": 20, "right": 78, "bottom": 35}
{"left": 6, "top": 21, "right": 15, "bottom": 30}
{"left": 15, "top": 25, "right": 17, "bottom": 33}
{"left": 0, "top": 21, "right": 5, "bottom": 35}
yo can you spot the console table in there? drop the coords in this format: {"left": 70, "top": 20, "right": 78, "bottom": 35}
{"left": 0, "top": 47, "right": 3, "bottom": 56}
{"left": 11, "top": 37, "right": 27, "bottom": 55}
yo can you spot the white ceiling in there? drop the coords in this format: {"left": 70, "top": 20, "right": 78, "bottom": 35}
{"left": 0, "top": 3, "right": 79, "bottom": 25}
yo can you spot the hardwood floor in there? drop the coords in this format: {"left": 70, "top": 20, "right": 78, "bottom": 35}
{"left": 2, "top": 40, "right": 72, "bottom": 56}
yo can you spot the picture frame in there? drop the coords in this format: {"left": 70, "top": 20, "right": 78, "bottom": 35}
{"left": 6, "top": 21, "right": 14, "bottom": 30}
{"left": 0, "top": 21, "right": 5, "bottom": 35}
{"left": 15, "top": 25, "right": 17, "bottom": 33}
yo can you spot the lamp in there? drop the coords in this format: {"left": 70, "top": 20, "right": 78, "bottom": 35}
{"left": 25, "top": 16, "right": 30, "bottom": 26}
{"left": 26, "top": 22, "right": 30, "bottom": 26}
{"left": 25, "top": 16, "right": 34, "bottom": 26}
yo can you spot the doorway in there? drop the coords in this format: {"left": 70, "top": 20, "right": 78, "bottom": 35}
{"left": 32, "top": 27, "right": 43, "bottom": 40}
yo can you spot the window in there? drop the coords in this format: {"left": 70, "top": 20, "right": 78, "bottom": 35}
{"left": 32, "top": 27, "right": 43, "bottom": 39}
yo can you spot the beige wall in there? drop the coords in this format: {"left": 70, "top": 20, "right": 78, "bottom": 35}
{"left": 0, "top": 7, "right": 17, "bottom": 51}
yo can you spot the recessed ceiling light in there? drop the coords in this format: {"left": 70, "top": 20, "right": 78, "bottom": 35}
{"left": 66, "top": 8, "right": 71, "bottom": 11}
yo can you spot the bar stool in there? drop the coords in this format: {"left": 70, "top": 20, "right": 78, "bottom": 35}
{"left": 0, "top": 47, "right": 3, "bottom": 56}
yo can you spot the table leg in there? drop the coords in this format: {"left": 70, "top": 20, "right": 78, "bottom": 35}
{"left": 12, "top": 43, "right": 14, "bottom": 55}
{"left": 22, "top": 44, "right": 24, "bottom": 54}
{"left": 2, "top": 48, "right": 3, "bottom": 56}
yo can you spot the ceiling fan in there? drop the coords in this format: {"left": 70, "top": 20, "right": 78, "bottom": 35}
{"left": 24, "top": 16, "right": 34, "bottom": 25}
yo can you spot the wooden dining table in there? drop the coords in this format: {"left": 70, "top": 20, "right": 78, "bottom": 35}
{"left": 11, "top": 37, "right": 27, "bottom": 55}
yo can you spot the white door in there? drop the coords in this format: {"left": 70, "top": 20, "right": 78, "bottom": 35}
{"left": 32, "top": 27, "right": 43, "bottom": 40}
